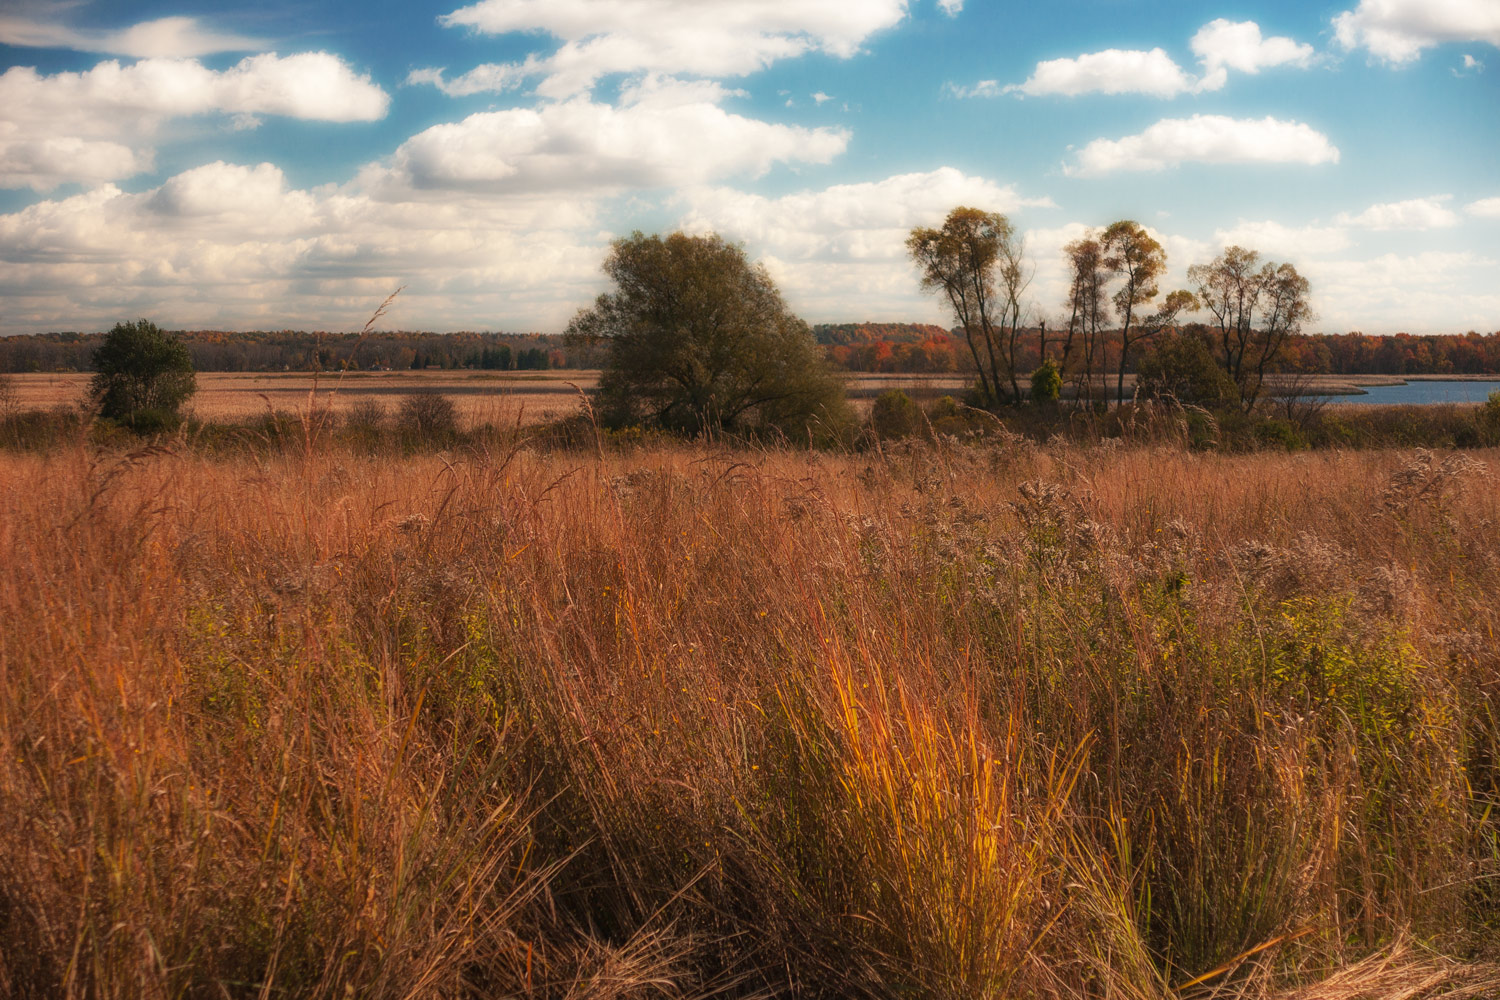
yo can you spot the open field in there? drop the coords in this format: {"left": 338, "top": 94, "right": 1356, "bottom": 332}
{"left": 2, "top": 436, "right": 1498, "bottom": 998}
{"left": 9, "top": 371, "right": 1493, "bottom": 430}
{"left": 4, "top": 370, "right": 981, "bottom": 425}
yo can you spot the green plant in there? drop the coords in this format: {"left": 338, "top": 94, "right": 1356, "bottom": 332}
{"left": 1136, "top": 333, "right": 1239, "bottom": 408}
{"left": 89, "top": 319, "right": 197, "bottom": 431}
{"left": 1478, "top": 389, "right": 1500, "bottom": 446}
{"left": 569, "top": 231, "right": 849, "bottom": 437}
{"left": 870, "top": 388, "right": 921, "bottom": 438}
{"left": 1029, "top": 359, "right": 1062, "bottom": 406}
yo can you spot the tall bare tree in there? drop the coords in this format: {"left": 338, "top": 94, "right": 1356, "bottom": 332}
{"left": 1189, "top": 247, "right": 1313, "bottom": 410}
{"left": 908, "top": 207, "right": 1029, "bottom": 405}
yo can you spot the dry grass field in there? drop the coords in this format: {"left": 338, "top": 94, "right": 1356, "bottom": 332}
{"left": 3, "top": 371, "right": 985, "bottom": 426}
{"left": 2, "top": 432, "right": 1499, "bottom": 998}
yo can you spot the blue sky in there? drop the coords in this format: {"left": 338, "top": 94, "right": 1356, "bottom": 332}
{"left": 1, "top": 0, "right": 1496, "bottom": 335}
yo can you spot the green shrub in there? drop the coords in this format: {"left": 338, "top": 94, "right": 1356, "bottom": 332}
{"left": 870, "top": 389, "right": 921, "bottom": 439}
{"left": 1029, "top": 359, "right": 1062, "bottom": 407}
{"left": 1252, "top": 416, "right": 1306, "bottom": 450}
{"left": 1478, "top": 390, "right": 1500, "bottom": 446}
{"left": 1137, "top": 334, "right": 1238, "bottom": 408}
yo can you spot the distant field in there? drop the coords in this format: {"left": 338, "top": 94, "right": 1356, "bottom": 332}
{"left": 8, "top": 370, "right": 978, "bottom": 424}
{"left": 8, "top": 370, "right": 1493, "bottom": 427}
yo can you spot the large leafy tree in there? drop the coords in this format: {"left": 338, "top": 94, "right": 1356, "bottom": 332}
{"left": 90, "top": 319, "right": 196, "bottom": 428}
{"left": 568, "top": 232, "right": 847, "bottom": 436}
{"left": 907, "top": 207, "right": 1030, "bottom": 405}
{"left": 1189, "top": 247, "right": 1312, "bottom": 410}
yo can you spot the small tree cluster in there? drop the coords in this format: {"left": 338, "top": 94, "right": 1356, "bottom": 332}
{"left": 90, "top": 320, "right": 196, "bottom": 431}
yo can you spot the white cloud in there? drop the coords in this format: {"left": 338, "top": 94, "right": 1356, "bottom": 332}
{"left": 1067, "top": 115, "right": 1340, "bottom": 176}
{"left": 432, "top": 0, "right": 910, "bottom": 97}
{"left": 812, "top": 91, "right": 834, "bottom": 104}
{"left": 0, "top": 161, "right": 609, "bottom": 334}
{"left": 1006, "top": 48, "right": 1196, "bottom": 98}
{"left": 937, "top": 0, "right": 964, "bottom": 14}
{"left": 406, "top": 62, "right": 533, "bottom": 97}
{"left": 945, "top": 79, "right": 1001, "bottom": 98}
{"left": 1454, "top": 52, "right": 1485, "bottom": 74}
{"left": 1213, "top": 220, "right": 1352, "bottom": 256}
{"left": 677, "top": 167, "right": 1052, "bottom": 317}
{"left": 370, "top": 77, "right": 847, "bottom": 196}
{"left": 1190, "top": 19, "right": 1315, "bottom": 90}
{"left": 1336, "top": 195, "right": 1460, "bottom": 230}
{"left": 1467, "top": 196, "right": 1500, "bottom": 218}
{"left": 0, "top": 54, "right": 391, "bottom": 189}
{"left": 1305, "top": 251, "right": 1500, "bottom": 332}
{"left": 0, "top": 129, "right": 151, "bottom": 192}
{"left": 0, "top": 15, "right": 262, "bottom": 58}
{"left": 1333, "top": 0, "right": 1500, "bottom": 63}
{"left": 994, "top": 19, "right": 1314, "bottom": 99}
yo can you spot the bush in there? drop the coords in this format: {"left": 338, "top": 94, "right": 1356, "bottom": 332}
{"left": 398, "top": 394, "right": 458, "bottom": 443}
{"left": 89, "top": 319, "right": 196, "bottom": 431}
{"left": 1029, "top": 360, "right": 1061, "bottom": 406}
{"left": 870, "top": 389, "right": 921, "bottom": 439}
{"left": 571, "top": 231, "right": 850, "bottom": 438}
{"left": 1479, "top": 390, "right": 1500, "bottom": 446}
{"left": 1137, "top": 333, "right": 1238, "bottom": 408}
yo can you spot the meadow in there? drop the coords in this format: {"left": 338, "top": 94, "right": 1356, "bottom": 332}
{"left": 2, "top": 421, "right": 1498, "bottom": 998}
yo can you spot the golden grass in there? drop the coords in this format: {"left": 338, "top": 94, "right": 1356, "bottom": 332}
{"left": 1, "top": 434, "right": 1497, "bottom": 998}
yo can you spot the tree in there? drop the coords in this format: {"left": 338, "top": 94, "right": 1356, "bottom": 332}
{"left": 907, "top": 207, "right": 1029, "bottom": 406}
{"left": 568, "top": 231, "right": 848, "bottom": 436}
{"left": 1136, "top": 332, "right": 1239, "bottom": 408}
{"left": 1100, "top": 221, "right": 1169, "bottom": 405}
{"left": 1061, "top": 233, "right": 1111, "bottom": 409}
{"left": 1188, "top": 247, "right": 1313, "bottom": 410}
{"left": 90, "top": 320, "right": 196, "bottom": 429}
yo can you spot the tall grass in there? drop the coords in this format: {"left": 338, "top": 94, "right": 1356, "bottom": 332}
{"left": 1, "top": 433, "right": 1498, "bottom": 998}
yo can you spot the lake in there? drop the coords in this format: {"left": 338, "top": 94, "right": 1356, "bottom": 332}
{"left": 1325, "top": 380, "right": 1500, "bottom": 405}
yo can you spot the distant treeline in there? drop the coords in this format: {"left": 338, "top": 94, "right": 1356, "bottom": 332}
{"left": 4, "top": 325, "right": 1500, "bottom": 376}
{"left": 823, "top": 325, "right": 1500, "bottom": 376}
{"left": 0, "top": 330, "right": 607, "bottom": 373}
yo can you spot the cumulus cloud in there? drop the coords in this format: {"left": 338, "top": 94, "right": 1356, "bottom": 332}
{"left": 1066, "top": 115, "right": 1340, "bottom": 176}
{"left": 1190, "top": 19, "right": 1315, "bottom": 90}
{"left": 0, "top": 161, "right": 609, "bottom": 334}
{"left": 1213, "top": 220, "right": 1352, "bottom": 256}
{"left": 370, "top": 77, "right": 847, "bottom": 196}
{"left": 983, "top": 19, "right": 1313, "bottom": 99}
{"left": 1333, "top": 0, "right": 1500, "bottom": 63}
{"left": 676, "top": 167, "right": 1052, "bottom": 318}
{"left": 996, "top": 18, "right": 1314, "bottom": 97}
{"left": 0, "top": 15, "right": 262, "bottom": 58}
{"left": 0, "top": 54, "right": 391, "bottom": 189}
{"left": 430, "top": 0, "right": 910, "bottom": 97}
{"left": 1305, "top": 251, "right": 1500, "bottom": 332}
{"left": 1467, "top": 196, "right": 1500, "bottom": 218}
{"left": 1005, "top": 48, "right": 1196, "bottom": 98}
{"left": 1336, "top": 195, "right": 1460, "bottom": 230}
